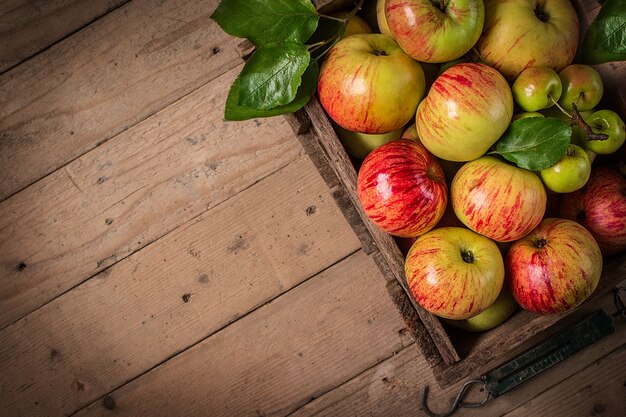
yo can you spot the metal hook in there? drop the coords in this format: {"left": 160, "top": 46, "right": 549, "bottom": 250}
{"left": 421, "top": 379, "right": 490, "bottom": 417}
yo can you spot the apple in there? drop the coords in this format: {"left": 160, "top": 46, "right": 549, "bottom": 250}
{"left": 512, "top": 66, "right": 563, "bottom": 112}
{"left": 560, "top": 167, "right": 626, "bottom": 256}
{"left": 376, "top": 0, "right": 394, "bottom": 38}
{"left": 580, "top": 110, "right": 626, "bottom": 155}
{"left": 444, "top": 285, "right": 518, "bottom": 332}
{"left": 401, "top": 123, "right": 419, "bottom": 142}
{"left": 451, "top": 156, "right": 547, "bottom": 242}
{"left": 384, "top": 0, "right": 484, "bottom": 63}
{"left": 405, "top": 227, "right": 504, "bottom": 320}
{"left": 558, "top": 64, "right": 604, "bottom": 112}
{"left": 334, "top": 124, "right": 402, "bottom": 159}
{"left": 357, "top": 139, "right": 447, "bottom": 237}
{"left": 540, "top": 144, "right": 591, "bottom": 193}
{"left": 330, "top": 11, "right": 372, "bottom": 38}
{"left": 476, "top": 0, "right": 579, "bottom": 79}
{"left": 318, "top": 34, "right": 425, "bottom": 134}
{"left": 416, "top": 62, "right": 513, "bottom": 162}
{"left": 507, "top": 218, "right": 602, "bottom": 314}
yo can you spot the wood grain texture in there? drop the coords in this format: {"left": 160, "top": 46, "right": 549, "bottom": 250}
{"left": 0, "top": 157, "right": 362, "bottom": 417}
{"left": 0, "top": 66, "right": 303, "bottom": 330}
{"left": 289, "top": 285, "right": 626, "bottom": 417}
{"left": 302, "top": 95, "right": 459, "bottom": 365}
{"left": 0, "top": 0, "right": 129, "bottom": 73}
{"left": 0, "top": 0, "right": 243, "bottom": 201}
{"left": 72, "top": 251, "right": 413, "bottom": 417}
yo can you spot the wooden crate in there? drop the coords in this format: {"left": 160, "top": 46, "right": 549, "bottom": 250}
{"left": 285, "top": 0, "right": 626, "bottom": 388}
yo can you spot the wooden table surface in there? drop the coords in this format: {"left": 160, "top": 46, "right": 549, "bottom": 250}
{"left": 1, "top": 1, "right": 624, "bottom": 416}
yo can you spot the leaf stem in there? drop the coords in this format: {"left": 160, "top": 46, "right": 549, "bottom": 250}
{"left": 549, "top": 95, "right": 572, "bottom": 119}
{"left": 318, "top": 14, "right": 346, "bottom": 23}
{"left": 570, "top": 103, "right": 609, "bottom": 141}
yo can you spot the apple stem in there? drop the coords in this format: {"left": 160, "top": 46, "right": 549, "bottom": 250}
{"left": 318, "top": 14, "right": 347, "bottom": 23}
{"left": 571, "top": 103, "right": 609, "bottom": 142}
{"left": 549, "top": 95, "right": 572, "bottom": 119}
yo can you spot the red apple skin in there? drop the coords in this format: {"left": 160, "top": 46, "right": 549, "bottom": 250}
{"left": 318, "top": 34, "right": 425, "bottom": 134}
{"left": 452, "top": 156, "right": 547, "bottom": 242}
{"left": 560, "top": 168, "right": 626, "bottom": 256}
{"left": 357, "top": 139, "right": 448, "bottom": 237}
{"left": 406, "top": 227, "right": 505, "bottom": 320}
{"left": 507, "top": 218, "right": 602, "bottom": 314}
{"left": 416, "top": 63, "right": 513, "bottom": 162}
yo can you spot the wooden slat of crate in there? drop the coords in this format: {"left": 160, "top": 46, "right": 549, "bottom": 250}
{"left": 0, "top": 157, "right": 362, "bottom": 417}
{"left": 71, "top": 251, "right": 412, "bottom": 417}
{"left": 0, "top": 65, "right": 307, "bottom": 330}
{"left": 0, "top": 0, "right": 129, "bottom": 73}
{"left": 0, "top": 0, "right": 244, "bottom": 201}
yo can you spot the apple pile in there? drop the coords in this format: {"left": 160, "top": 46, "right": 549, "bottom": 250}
{"left": 317, "top": 0, "right": 626, "bottom": 331}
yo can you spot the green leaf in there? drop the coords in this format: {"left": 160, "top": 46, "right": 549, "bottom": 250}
{"left": 224, "top": 60, "right": 319, "bottom": 121}
{"left": 582, "top": 0, "right": 626, "bottom": 62}
{"left": 492, "top": 118, "right": 571, "bottom": 171}
{"left": 238, "top": 42, "right": 310, "bottom": 109}
{"left": 211, "top": 0, "right": 319, "bottom": 45}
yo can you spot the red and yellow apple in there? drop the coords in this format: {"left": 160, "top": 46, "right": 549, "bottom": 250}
{"left": 560, "top": 167, "right": 626, "bottom": 256}
{"left": 357, "top": 139, "right": 447, "bottom": 237}
{"left": 476, "top": 0, "right": 579, "bottom": 79}
{"left": 558, "top": 64, "right": 603, "bottom": 112}
{"left": 507, "top": 218, "right": 602, "bottom": 314}
{"left": 451, "top": 156, "right": 547, "bottom": 242}
{"left": 405, "top": 227, "right": 505, "bottom": 320}
{"left": 385, "top": 0, "right": 485, "bottom": 63}
{"left": 416, "top": 63, "right": 513, "bottom": 162}
{"left": 318, "top": 34, "right": 425, "bottom": 134}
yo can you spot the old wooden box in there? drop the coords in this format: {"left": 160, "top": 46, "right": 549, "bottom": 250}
{"left": 282, "top": 0, "right": 625, "bottom": 388}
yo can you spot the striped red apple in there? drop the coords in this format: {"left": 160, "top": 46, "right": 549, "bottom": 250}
{"left": 357, "top": 139, "right": 447, "bottom": 238}
{"left": 416, "top": 63, "right": 513, "bottom": 162}
{"left": 318, "top": 33, "right": 425, "bottom": 134}
{"left": 452, "top": 156, "right": 547, "bottom": 242}
{"left": 507, "top": 218, "right": 602, "bottom": 314}
{"left": 560, "top": 168, "right": 626, "bottom": 256}
{"left": 405, "top": 227, "right": 504, "bottom": 320}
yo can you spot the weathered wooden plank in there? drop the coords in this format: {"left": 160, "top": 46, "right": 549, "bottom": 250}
{"left": 0, "top": 0, "right": 129, "bottom": 73}
{"left": 0, "top": 65, "right": 303, "bottom": 329}
{"left": 0, "top": 157, "right": 362, "bottom": 417}
{"left": 288, "top": 285, "right": 626, "bottom": 417}
{"left": 0, "top": 0, "right": 243, "bottom": 201}
{"left": 504, "top": 345, "right": 626, "bottom": 417}
{"left": 70, "top": 250, "right": 412, "bottom": 417}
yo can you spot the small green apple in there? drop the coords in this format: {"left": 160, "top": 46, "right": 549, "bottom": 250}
{"left": 512, "top": 111, "right": 545, "bottom": 121}
{"left": 581, "top": 109, "right": 626, "bottom": 155}
{"left": 331, "top": 11, "right": 372, "bottom": 38}
{"left": 558, "top": 64, "right": 603, "bottom": 111}
{"left": 376, "top": 0, "right": 394, "bottom": 38}
{"left": 540, "top": 144, "right": 591, "bottom": 193}
{"left": 334, "top": 124, "right": 402, "bottom": 159}
{"left": 512, "top": 66, "right": 563, "bottom": 112}
{"left": 444, "top": 285, "right": 517, "bottom": 332}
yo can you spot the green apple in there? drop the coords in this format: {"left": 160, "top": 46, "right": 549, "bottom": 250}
{"left": 512, "top": 66, "right": 563, "bottom": 112}
{"left": 512, "top": 112, "right": 544, "bottom": 121}
{"left": 334, "top": 124, "right": 402, "bottom": 159}
{"left": 444, "top": 285, "right": 518, "bottom": 332}
{"left": 558, "top": 64, "right": 604, "bottom": 112}
{"left": 477, "top": 0, "right": 579, "bottom": 79}
{"left": 540, "top": 144, "right": 591, "bottom": 193}
{"left": 581, "top": 110, "right": 626, "bottom": 155}
{"left": 376, "top": 0, "right": 394, "bottom": 38}
{"left": 330, "top": 11, "right": 372, "bottom": 38}
{"left": 318, "top": 34, "right": 426, "bottom": 134}
{"left": 384, "top": 0, "right": 484, "bottom": 63}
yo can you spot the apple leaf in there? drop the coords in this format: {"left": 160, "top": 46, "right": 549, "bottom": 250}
{"left": 492, "top": 118, "right": 571, "bottom": 171}
{"left": 211, "top": 0, "right": 319, "bottom": 45}
{"left": 238, "top": 42, "right": 310, "bottom": 109}
{"left": 224, "top": 60, "right": 318, "bottom": 121}
{"left": 582, "top": 0, "right": 626, "bottom": 63}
